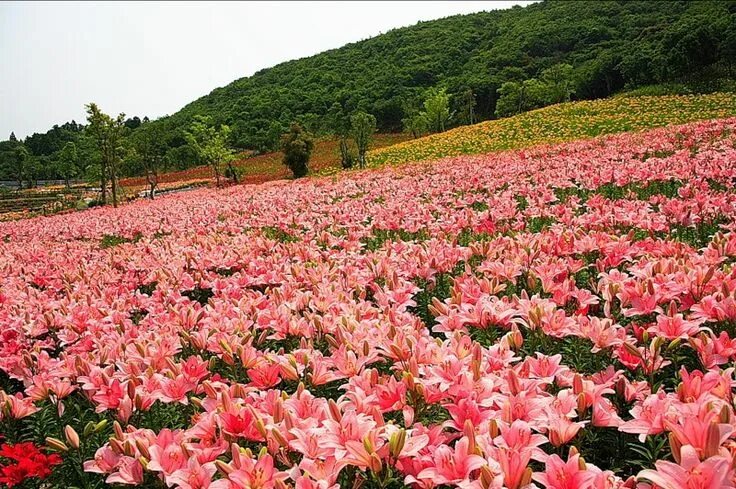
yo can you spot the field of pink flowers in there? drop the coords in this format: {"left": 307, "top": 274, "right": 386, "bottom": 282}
{"left": 2, "top": 118, "right": 736, "bottom": 488}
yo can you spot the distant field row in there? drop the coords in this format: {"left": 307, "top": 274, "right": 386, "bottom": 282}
{"left": 368, "top": 92, "right": 736, "bottom": 166}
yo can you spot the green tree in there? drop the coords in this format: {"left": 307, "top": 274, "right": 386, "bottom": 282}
{"left": 23, "top": 152, "right": 42, "bottom": 188}
{"left": 339, "top": 138, "right": 355, "bottom": 170}
{"left": 495, "top": 81, "right": 522, "bottom": 118}
{"left": 350, "top": 111, "right": 376, "bottom": 169}
{"left": 541, "top": 64, "right": 576, "bottom": 104}
{"left": 280, "top": 123, "right": 313, "bottom": 178}
{"left": 495, "top": 78, "right": 549, "bottom": 118}
{"left": 12, "top": 145, "right": 30, "bottom": 189}
{"left": 86, "top": 103, "right": 126, "bottom": 207}
{"left": 185, "top": 116, "right": 235, "bottom": 187}
{"left": 56, "top": 142, "right": 78, "bottom": 188}
{"left": 0, "top": 138, "right": 27, "bottom": 189}
{"left": 326, "top": 102, "right": 355, "bottom": 169}
{"left": 402, "top": 113, "right": 428, "bottom": 139}
{"left": 457, "top": 88, "right": 477, "bottom": 125}
{"left": 130, "top": 123, "right": 169, "bottom": 198}
{"left": 422, "top": 88, "right": 452, "bottom": 133}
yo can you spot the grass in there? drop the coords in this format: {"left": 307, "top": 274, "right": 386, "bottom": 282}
{"left": 368, "top": 92, "right": 736, "bottom": 166}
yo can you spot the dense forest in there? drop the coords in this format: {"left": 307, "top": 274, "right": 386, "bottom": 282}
{"left": 2, "top": 0, "right": 735, "bottom": 183}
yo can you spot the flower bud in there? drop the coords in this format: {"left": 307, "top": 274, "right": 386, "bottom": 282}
{"left": 328, "top": 399, "right": 342, "bottom": 422}
{"left": 108, "top": 437, "right": 125, "bottom": 454}
{"left": 479, "top": 465, "right": 497, "bottom": 489}
{"left": 271, "top": 428, "right": 288, "bottom": 448}
{"left": 46, "top": 437, "right": 68, "bottom": 452}
{"left": 369, "top": 453, "right": 382, "bottom": 474}
{"left": 64, "top": 425, "right": 80, "bottom": 449}
{"left": 215, "top": 459, "right": 234, "bottom": 475}
{"left": 113, "top": 421, "right": 125, "bottom": 440}
{"left": 135, "top": 439, "right": 151, "bottom": 460}
{"left": 669, "top": 433, "right": 682, "bottom": 463}
{"left": 94, "top": 419, "right": 109, "bottom": 433}
{"left": 705, "top": 421, "right": 722, "bottom": 459}
{"left": 489, "top": 419, "right": 500, "bottom": 439}
{"left": 520, "top": 467, "right": 533, "bottom": 487}
{"left": 389, "top": 429, "right": 406, "bottom": 459}
{"left": 573, "top": 374, "right": 584, "bottom": 395}
{"left": 623, "top": 342, "right": 643, "bottom": 359}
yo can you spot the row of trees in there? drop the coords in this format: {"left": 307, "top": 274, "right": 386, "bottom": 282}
{"left": 495, "top": 64, "right": 576, "bottom": 118}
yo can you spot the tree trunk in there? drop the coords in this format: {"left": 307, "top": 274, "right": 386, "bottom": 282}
{"left": 213, "top": 163, "right": 221, "bottom": 187}
{"left": 228, "top": 162, "right": 239, "bottom": 183}
{"left": 100, "top": 161, "right": 108, "bottom": 205}
{"left": 110, "top": 162, "right": 118, "bottom": 208}
{"left": 146, "top": 170, "right": 157, "bottom": 200}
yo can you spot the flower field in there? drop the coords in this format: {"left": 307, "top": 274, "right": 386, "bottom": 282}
{"left": 369, "top": 93, "right": 736, "bottom": 167}
{"left": 2, "top": 117, "right": 736, "bottom": 488}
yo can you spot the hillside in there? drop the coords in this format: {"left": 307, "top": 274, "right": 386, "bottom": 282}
{"left": 147, "top": 0, "right": 735, "bottom": 151}
{"left": 369, "top": 92, "right": 736, "bottom": 165}
{"left": 3, "top": 1, "right": 735, "bottom": 185}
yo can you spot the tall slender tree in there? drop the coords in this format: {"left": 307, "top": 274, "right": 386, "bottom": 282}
{"left": 185, "top": 116, "right": 235, "bottom": 187}
{"left": 350, "top": 111, "right": 376, "bottom": 169}
{"left": 458, "top": 88, "right": 477, "bottom": 125}
{"left": 56, "top": 141, "right": 78, "bottom": 188}
{"left": 86, "top": 103, "right": 126, "bottom": 207}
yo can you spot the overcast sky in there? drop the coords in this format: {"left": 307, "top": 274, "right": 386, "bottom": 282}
{"left": 1, "top": 1, "right": 532, "bottom": 139}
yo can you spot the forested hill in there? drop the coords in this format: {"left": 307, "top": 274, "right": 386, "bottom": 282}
{"left": 3, "top": 0, "right": 735, "bottom": 182}
{"left": 158, "top": 0, "right": 734, "bottom": 149}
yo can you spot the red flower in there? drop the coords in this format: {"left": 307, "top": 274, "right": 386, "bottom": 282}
{"left": 0, "top": 442, "right": 62, "bottom": 487}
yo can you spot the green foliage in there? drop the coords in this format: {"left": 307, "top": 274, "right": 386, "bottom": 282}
{"left": 339, "top": 137, "right": 356, "bottom": 169}
{"left": 55, "top": 142, "right": 78, "bottom": 186}
{"left": 280, "top": 123, "right": 314, "bottom": 178}
{"left": 261, "top": 226, "right": 301, "bottom": 243}
{"left": 456, "top": 88, "right": 477, "bottom": 125}
{"left": 100, "top": 233, "right": 142, "bottom": 249}
{"left": 148, "top": 0, "right": 733, "bottom": 151}
{"left": 402, "top": 113, "right": 429, "bottom": 139}
{"left": 0, "top": 140, "right": 31, "bottom": 188}
{"left": 421, "top": 88, "right": 452, "bottom": 133}
{"left": 86, "top": 103, "right": 127, "bottom": 206}
{"left": 350, "top": 111, "right": 377, "bottom": 169}
{"left": 495, "top": 78, "right": 550, "bottom": 118}
{"left": 360, "top": 228, "right": 430, "bottom": 251}
{"left": 542, "top": 63, "right": 576, "bottom": 104}
{"left": 184, "top": 115, "right": 235, "bottom": 186}
{"left": 182, "top": 286, "right": 215, "bottom": 305}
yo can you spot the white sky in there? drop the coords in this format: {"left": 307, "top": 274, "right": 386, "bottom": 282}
{"left": 0, "top": 1, "right": 532, "bottom": 139}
